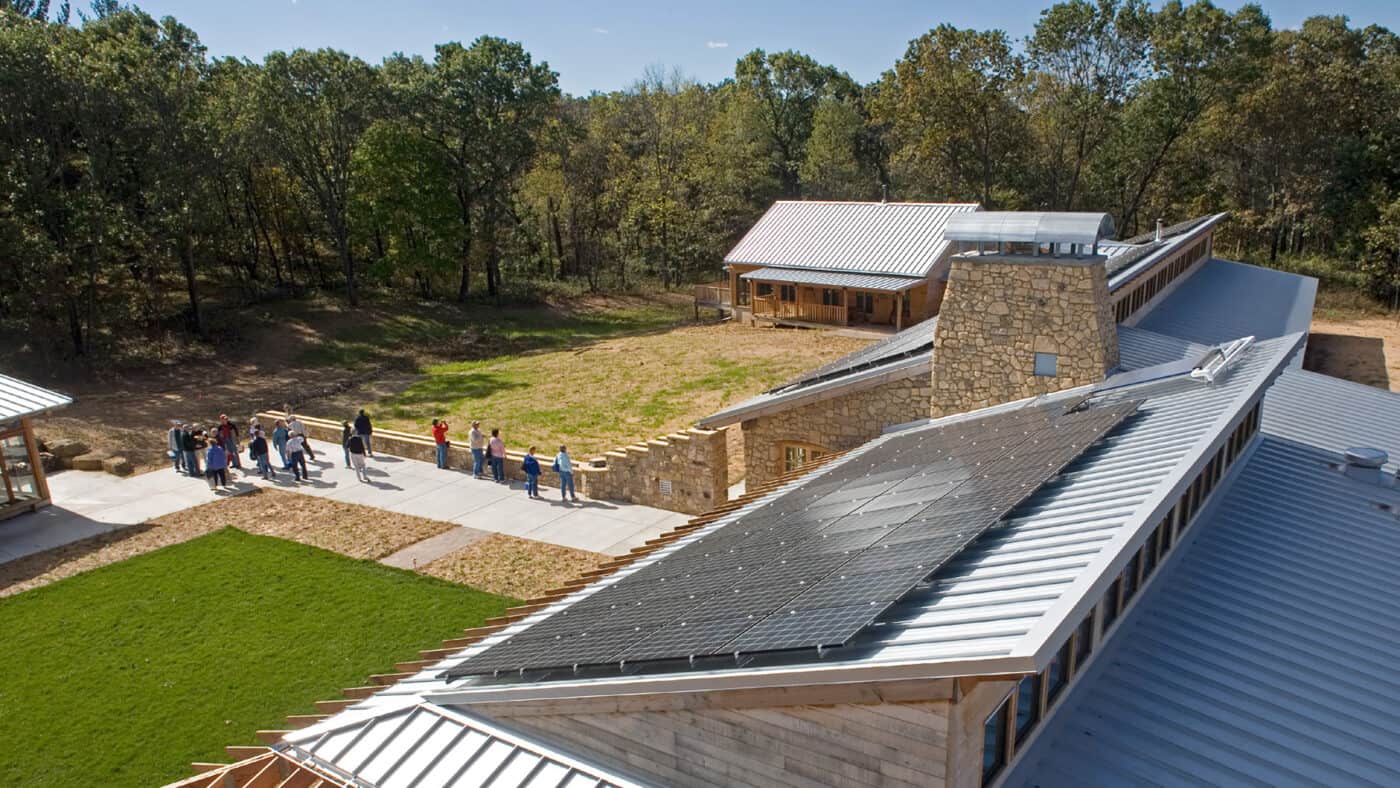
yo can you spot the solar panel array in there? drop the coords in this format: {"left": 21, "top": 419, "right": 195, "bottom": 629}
{"left": 447, "top": 399, "right": 1139, "bottom": 678}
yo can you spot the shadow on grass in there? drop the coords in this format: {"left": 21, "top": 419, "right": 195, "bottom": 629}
{"left": 381, "top": 371, "right": 527, "bottom": 408}
{"left": 1304, "top": 333, "right": 1389, "bottom": 389}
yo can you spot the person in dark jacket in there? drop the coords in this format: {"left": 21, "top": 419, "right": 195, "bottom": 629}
{"left": 216, "top": 414, "right": 242, "bottom": 470}
{"left": 522, "top": 446, "right": 542, "bottom": 498}
{"left": 353, "top": 409, "right": 374, "bottom": 456}
{"left": 250, "top": 429, "right": 274, "bottom": 480}
{"left": 168, "top": 421, "right": 184, "bottom": 474}
{"left": 340, "top": 421, "right": 353, "bottom": 468}
{"left": 181, "top": 425, "right": 200, "bottom": 476}
{"left": 347, "top": 431, "right": 369, "bottom": 482}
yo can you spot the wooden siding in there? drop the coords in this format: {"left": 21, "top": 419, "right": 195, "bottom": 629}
{"left": 503, "top": 700, "right": 953, "bottom": 788}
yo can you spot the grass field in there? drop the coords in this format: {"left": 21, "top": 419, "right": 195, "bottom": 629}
{"left": 373, "top": 323, "right": 871, "bottom": 461}
{"left": 0, "top": 528, "right": 514, "bottom": 788}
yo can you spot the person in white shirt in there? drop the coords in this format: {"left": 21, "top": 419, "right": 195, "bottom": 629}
{"left": 286, "top": 433, "right": 308, "bottom": 481}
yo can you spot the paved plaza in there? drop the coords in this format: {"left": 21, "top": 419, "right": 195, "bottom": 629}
{"left": 0, "top": 438, "right": 690, "bottom": 565}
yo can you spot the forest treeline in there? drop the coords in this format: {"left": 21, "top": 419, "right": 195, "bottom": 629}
{"left": 4, "top": 0, "right": 1400, "bottom": 361}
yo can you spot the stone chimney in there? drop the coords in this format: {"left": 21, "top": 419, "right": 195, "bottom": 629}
{"left": 931, "top": 212, "right": 1120, "bottom": 418}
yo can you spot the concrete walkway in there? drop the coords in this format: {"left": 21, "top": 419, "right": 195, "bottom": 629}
{"left": 1, "top": 438, "right": 690, "bottom": 566}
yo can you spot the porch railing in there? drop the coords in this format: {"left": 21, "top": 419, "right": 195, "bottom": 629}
{"left": 751, "top": 297, "right": 846, "bottom": 326}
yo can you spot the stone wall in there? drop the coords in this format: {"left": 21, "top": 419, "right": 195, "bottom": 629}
{"left": 261, "top": 413, "right": 727, "bottom": 515}
{"left": 740, "top": 374, "right": 933, "bottom": 490}
{"left": 930, "top": 255, "right": 1118, "bottom": 417}
{"left": 582, "top": 428, "right": 728, "bottom": 515}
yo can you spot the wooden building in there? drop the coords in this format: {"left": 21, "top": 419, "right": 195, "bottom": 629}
{"left": 701, "top": 200, "right": 980, "bottom": 330}
{"left": 0, "top": 373, "right": 71, "bottom": 521}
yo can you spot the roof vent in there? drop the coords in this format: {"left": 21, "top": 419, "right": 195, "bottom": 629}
{"left": 1343, "top": 447, "right": 1388, "bottom": 486}
{"left": 1155, "top": 218, "right": 1164, "bottom": 242}
{"left": 1190, "top": 336, "right": 1254, "bottom": 383}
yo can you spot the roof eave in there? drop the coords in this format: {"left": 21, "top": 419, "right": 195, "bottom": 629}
{"left": 697, "top": 355, "right": 932, "bottom": 428}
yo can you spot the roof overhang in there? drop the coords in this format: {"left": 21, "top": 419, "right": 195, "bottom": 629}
{"left": 696, "top": 353, "right": 931, "bottom": 429}
{"left": 738, "top": 267, "right": 925, "bottom": 293}
{"left": 0, "top": 373, "right": 72, "bottom": 424}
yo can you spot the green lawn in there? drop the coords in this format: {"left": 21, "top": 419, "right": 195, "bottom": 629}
{"left": 0, "top": 529, "right": 515, "bottom": 788}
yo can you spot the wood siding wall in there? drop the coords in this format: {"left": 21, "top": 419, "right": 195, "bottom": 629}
{"left": 505, "top": 701, "right": 952, "bottom": 787}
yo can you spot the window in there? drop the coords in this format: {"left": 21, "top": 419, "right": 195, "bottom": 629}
{"left": 1046, "top": 640, "right": 1071, "bottom": 704}
{"left": 781, "top": 442, "right": 826, "bottom": 474}
{"left": 1141, "top": 531, "right": 1159, "bottom": 580}
{"left": 755, "top": 282, "right": 773, "bottom": 298}
{"left": 1122, "top": 554, "right": 1141, "bottom": 603}
{"left": 983, "top": 697, "right": 1011, "bottom": 785}
{"left": 821, "top": 288, "right": 842, "bottom": 306}
{"left": 1074, "top": 612, "right": 1095, "bottom": 672}
{"left": 736, "top": 278, "right": 751, "bottom": 306}
{"left": 853, "top": 292, "right": 875, "bottom": 314}
{"left": 1015, "top": 673, "right": 1042, "bottom": 745}
{"left": 1103, "top": 577, "right": 1123, "bottom": 630}
{"left": 1034, "top": 352, "right": 1058, "bottom": 377}
{"left": 779, "top": 284, "right": 796, "bottom": 302}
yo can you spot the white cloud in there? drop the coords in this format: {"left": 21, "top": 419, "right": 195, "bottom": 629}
{"left": 592, "top": 27, "right": 609, "bottom": 34}
{"left": 706, "top": 40, "right": 729, "bottom": 49}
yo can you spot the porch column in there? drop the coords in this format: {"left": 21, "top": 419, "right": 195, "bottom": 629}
{"left": 895, "top": 291, "right": 904, "bottom": 331}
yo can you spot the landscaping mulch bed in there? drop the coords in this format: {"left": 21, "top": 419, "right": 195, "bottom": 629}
{"left": 419, "top": 533, "right": 608, "bottom": 599}
{"left": 0, "top": 488, "right": 456, "bottom": 597}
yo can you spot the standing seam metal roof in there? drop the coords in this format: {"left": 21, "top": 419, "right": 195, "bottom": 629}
{"left": 280, "top": 700, "right": 643, "bottom": 788}
{"left": 1132, "top": 258, "right": 1318, "bottom": 346}
{"left": 738, "top": 267, "right": 924, "bottom": 292}
{"left": 724, "top": 201, "right": 980, "bottom": 278}
{"left": 0, "top": 373, "right": 71, "bottom": 423}
{"left": 1005, "top": 435, "right": 1400, "bottom": 787}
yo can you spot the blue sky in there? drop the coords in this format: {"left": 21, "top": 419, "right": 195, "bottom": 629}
{"left": 135, "top": 0, "right": 1400, "bottom": 95}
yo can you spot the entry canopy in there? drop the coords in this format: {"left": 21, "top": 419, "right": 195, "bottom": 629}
{"left": 945, "top": 211, "right": 1115, "bottom": 252}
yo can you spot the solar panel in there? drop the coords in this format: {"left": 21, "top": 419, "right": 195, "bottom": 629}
{"left": 444, "top": 398, "right": 1139, "bottom": 678}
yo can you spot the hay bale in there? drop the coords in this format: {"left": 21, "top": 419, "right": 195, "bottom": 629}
{"left": 71, "top": 452, "right": 109, "bottom": 471}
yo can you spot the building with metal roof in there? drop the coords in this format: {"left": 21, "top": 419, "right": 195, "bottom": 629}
{"left": 943, "top": 211, "right": 1115, "bottom": 253}
{"left": 1002, "top": 368, "right": 1400, "bottom": 786}
{"left": 1131, "top": 257, "right": 1318, "bottom": 351}
{"left": 0, "top": 373, "right": 70, "bottom": 521}
{"left": 719, "top": 200, "right": 980, "bottom": 331}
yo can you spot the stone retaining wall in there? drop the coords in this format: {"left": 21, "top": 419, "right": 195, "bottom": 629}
{"left": 739, "top": 374, "right": 933, "bottom": 490}
{"left": 260, "top": 413, "right": 728, "bottom": 515}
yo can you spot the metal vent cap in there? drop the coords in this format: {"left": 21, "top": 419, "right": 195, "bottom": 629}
{"left": 1343, "top": 447, "right": 1388, "bottom": 469}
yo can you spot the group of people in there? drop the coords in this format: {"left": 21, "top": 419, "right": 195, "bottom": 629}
{"left": 166, "top": 407, "right": 328, "bottom": 489}
{"left": 431, "top": 419, "right": 579, "bottom": 502}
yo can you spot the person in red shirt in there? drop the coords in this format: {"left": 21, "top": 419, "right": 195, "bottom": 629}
{"left": 431, "top": 418, "right": 450, "bottom": 469}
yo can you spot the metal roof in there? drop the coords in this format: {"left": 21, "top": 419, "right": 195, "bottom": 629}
{"left": 1262, "top": 368, "right": 1400, "bottom": 472}
{"left": 1131, "top": 258, "right": 1317, "bottom": 346}
{"left": 280, "top": 700, "right": 644, "bottom": 788}
{"left": 0, "top": 373, "right": 71, "bottom": 424}
{"left": 723, "top": 201, "right": 980, "bottom": 278}
{"left": 411, "top": 334, "right": 1301, "bottom": 704}
{"left": 738, "top": 266, "right": 924, "bottom": 292}
{"left": 1114, "top": 326, "right": 1211, "bottom": 371}
{"left": 1107, "top": 213, "right": 1228, "bottom": 290}
{"left": 1005, "top": 432, "right": 1400, "bottom": 787}
{"left": 944, "top": 212, "right": 1114, "bottom": 249}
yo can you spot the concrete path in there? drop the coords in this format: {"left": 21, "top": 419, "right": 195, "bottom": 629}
{"left": 2, "top": 438, "right": 690, "bottom": 566}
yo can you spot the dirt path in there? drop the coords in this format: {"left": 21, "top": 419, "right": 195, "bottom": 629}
{"left": 1305, "top": 315, "right": 1400, "bottom": 391}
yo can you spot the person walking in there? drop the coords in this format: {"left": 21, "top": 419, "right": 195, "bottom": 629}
{"left": 287, "top": 413, "right": 315, "bottom": 462}
{"left": 488, "top": 429, "right": 506, "bottom": 483}
{"left": 205, "top": 440, "right": 229, "bottom": 489}
{"left": 250, "top": 429, "right": 275, "bottom": 480}
{"left": 347, "top": 430, "right": 369, "bottom": 482}
{"left": 469, "top": 421, "right": 486, "bottom": 479}
{"left": 353, "top": 409, "right": 374, "bottom": 456}
{"left": 432, "top": 418, "right": 450, "bottom": 469}
{"left": 181, "top": 424, "right": 200, "bottom": 476}
{"left": 216, "top": 414, "right": 242, "bottom": 470}
{"left": 286, "top": 432, "right": 308, "bottom": 482}
{"left": 522, "top": 447, "right": 542, "bottom": 498}
{"left": 340, "top": 421, "right": 353, "bottom": 468}
{"left": 168, "top": 421, "right": 184, "bottom": 473}
{"left": 554, "top": 444, "right": 579, "bottom": 502}
{"left": 272, "top": 419, "right": 289, "bottom": 468}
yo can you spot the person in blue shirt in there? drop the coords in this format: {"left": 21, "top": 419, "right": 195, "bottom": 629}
{"left": 554, "top": 444, "right": 578, "bottom": 502}
{"left": 522, "top": 446, "right": 542, "bottom": 499}
{"left": 272, "top": 420, "right": 289, "bottom": 468}
{"left": 205, "top": 442, "right": 229, "bottom": 489}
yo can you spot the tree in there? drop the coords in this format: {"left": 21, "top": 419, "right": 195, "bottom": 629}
{"left": 403, "top": 36, "right": 558, "bottom": 300}
{"left": 1027, "top": 0, "right": 1153, "bottom": 210}
{"left": 799, "top": 96, "right": 882, "bottom": 200}
{"left": 873, "top": 25, "right": 1028, "bottom": 206}
{"left": 256, "top": 48, "right": 381, "bottom": 306}
{"left": 734, "top": 49, "right": 857, "bottom": 198}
